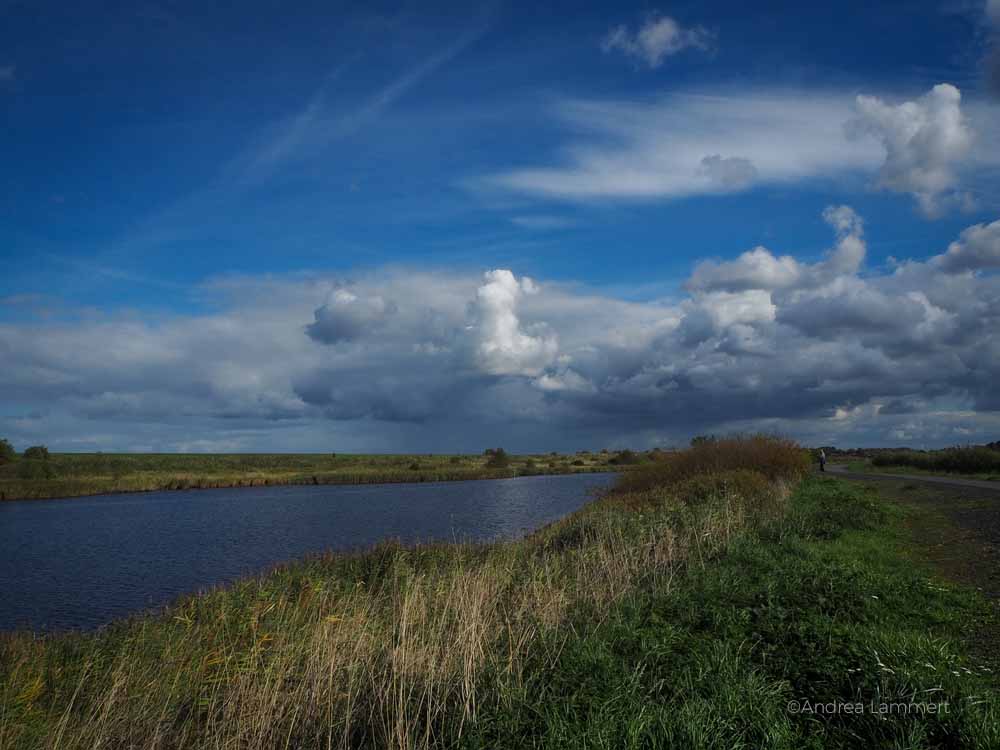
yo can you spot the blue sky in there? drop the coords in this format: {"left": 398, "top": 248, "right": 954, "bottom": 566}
{"left": 2, "top": 1, "right": 1000, "bottom": 452}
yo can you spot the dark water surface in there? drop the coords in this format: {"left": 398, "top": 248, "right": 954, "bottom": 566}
{"left": 0, "top": 472, "right": 614, "bottom": 631}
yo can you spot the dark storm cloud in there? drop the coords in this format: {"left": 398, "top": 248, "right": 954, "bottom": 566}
{"left": 306, "top": 289, "right": 397, "bottom": 344}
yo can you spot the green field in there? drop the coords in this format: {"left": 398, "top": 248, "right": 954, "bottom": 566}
{"left": 0, "top": 450, "right": 629, "bottom": 501}
{"left": 2, "top": 436, "right": 996, "bottom": 749}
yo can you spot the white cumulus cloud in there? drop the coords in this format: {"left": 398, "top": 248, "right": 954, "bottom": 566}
{"left": 848, "top": 84, "right": 974, "bottom": 216}
{"left": 471, "top": 269, "right": 558, "bottom": 376}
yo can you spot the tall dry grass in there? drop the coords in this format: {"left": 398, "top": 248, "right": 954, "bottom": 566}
{"left": 613, "top": 434, "right": 810, "bottom": 495}
{"left": 0, "top": 436, "right": 805, "bottom": 750}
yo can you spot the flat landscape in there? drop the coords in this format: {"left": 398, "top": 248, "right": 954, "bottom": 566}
{"left": 0, "top": 450, "right": 629, "bottom": 502}
{"left": 2, "top": 437, "right": 998, "bottom": 749}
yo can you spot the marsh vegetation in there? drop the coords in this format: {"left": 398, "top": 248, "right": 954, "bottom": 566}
{"left": 0, "top": 448, "right": 633, "bottom": 501}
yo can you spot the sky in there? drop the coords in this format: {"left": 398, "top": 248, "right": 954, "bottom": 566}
{"left": 2, "top": 0, "right": 1000, "bottom": 453}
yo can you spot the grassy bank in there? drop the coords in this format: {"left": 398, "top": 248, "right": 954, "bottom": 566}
{"left": 0, "top": 451, "right": 624, "bottom": 501}
{"left": 1, "top": 437, "right": 997, "bottom": 748}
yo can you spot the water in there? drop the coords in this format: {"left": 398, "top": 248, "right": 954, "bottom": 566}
{"left": 0, "top": 472, "right": 614, "bottom": 631}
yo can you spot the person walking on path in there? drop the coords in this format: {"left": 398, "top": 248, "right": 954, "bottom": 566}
{"left": 819, "top": 449, "right": 826, "bottom": 472}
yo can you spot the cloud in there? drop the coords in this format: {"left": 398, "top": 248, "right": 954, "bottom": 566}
{"left": 847, "top": 84, "right": 973, "bottom": 216}
{"left": 2, "top": 212, "right": 999, "bottom": 451}
{"left": 306, "top": 288, "right": 396, "bottom": 344}
{"left": 601, "top": 14, "right": 713, "bottom": 68}
{"left": 237, "top": 23, "right": 489, "bottom": 184}
{"left": 686, "top": 205, "right": 864, "bottom": 293}
{"left": 481, "top": 85, "right": 996, "bottom": 207}
{"left": 698, "top": 155, "right": 758, "bottom": 190}
{"left": 470, "top": 270, "right": 558, "bottom": 376}
{"left": 932, "top": 218, "right": 1000, "bottom": 272}
{"left": 481, "top": 90, "right": 884, "bottom": 201}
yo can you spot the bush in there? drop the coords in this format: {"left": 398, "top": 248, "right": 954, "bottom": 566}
{"left": 872, "top": 446, "right": 1000, "bottom": 475}
{"left": 0, "top": 438, "right": 16, "bottom": 465}
{"left": 609, "top": 449, "right": 641, "bottom": 466}
{"left": 17, "top": 459, "right": 55, "bottom": 479}
{"left": 23, "top": 445, "right": 50, "bottom": 460}
{"left": 485, "top": 448, "right": 510, "bottom": 469}
{"left": 614, "top": 434, "right": 810, "bottom": 495}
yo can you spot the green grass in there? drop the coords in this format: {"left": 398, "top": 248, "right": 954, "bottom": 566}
{"left": 1, "top": 438, "right": 996, "bottom": 748}
{"left": 0, "top": 451, "right": 624, "bottom": 501}
{"left": 465, "top": 478, "right": 999, "bottom": 749}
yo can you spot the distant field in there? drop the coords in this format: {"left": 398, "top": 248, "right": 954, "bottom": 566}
{"left": 842, "top": 456, "right": 1000, "bottom": 483}
{"left": 0, "top": 451, "right": 628, "bottom": 501}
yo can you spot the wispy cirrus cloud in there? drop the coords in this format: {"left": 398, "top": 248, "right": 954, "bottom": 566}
{"left": 67, "top": 19, "right": 492, "bottom": 286}
{"left": 480, "top": 90, "right": 883, "bottom": 201}
{"left": 480, "top": 84, "right": 999, "bottom": 213}
{"left": 236, "top": 21, "right": 490, "bottom": 184}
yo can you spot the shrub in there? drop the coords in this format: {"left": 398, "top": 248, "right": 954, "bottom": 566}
{"left": 23, "top": 445, "right": 50, "bottom": 460}
{"left": 0, "top": 438, "right": 16, "bottom": 465}
{"left": 571, "top": 459, "right": 585, "bottom": 467}
{"left": 872, "top": 446, "right": 1000, "bottom": 475}
{"left": 17, "top": 459, "right": 55, "bottom": 479}
{"left": 485, "top": 448, "right": 510, "bottom": 468}
{"left": 609, "top": 449, "right": 641, "bottom": 466}
{"left": 614, "top": 434, "right": 810, "bottom": 495}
